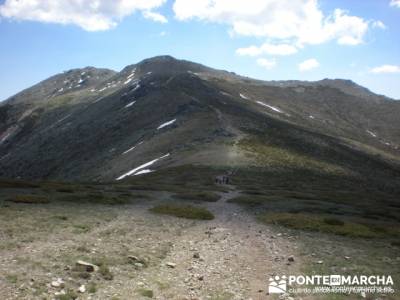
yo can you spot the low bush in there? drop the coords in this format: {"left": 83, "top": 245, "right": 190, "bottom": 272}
{"left": 7, "top": 194, "right": 49, "bottom": 204}
{"left": 150, "top": 204, "right": 214, "bottom": 220}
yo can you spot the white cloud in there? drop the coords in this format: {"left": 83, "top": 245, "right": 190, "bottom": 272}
{"left": 298, "top": 59, "right": 320, "bottom": 71}
{"left": 390, "top": 0, "right": 400, "bottom": 8}
{"left": 0, "top": 0, "right": 167, "bottom": 31}
{"left": 372, "top": 20, "right": 386, "bottom": 29}
{"left": 370, "top": 65, "right": 400, "bottom": 74}
{"left": 257, "top": 58, "right": 277, "bottom": 70}
{"left": 173, "top": 0, "right": 370, "bottom": 47}
{"left": 237, "top": 43, "right": 298, "bottom": 57}
{"left": 143, "top": 11, "right": 168, "bottom": 23}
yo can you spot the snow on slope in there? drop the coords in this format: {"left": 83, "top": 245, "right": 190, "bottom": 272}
{"left": 116, "top": 153, "right": 170, "bottom": 180}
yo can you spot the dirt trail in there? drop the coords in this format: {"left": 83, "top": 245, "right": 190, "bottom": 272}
{"left": 0, "top": 189, "right": 302, "bottom": 300}
{"left": 133, "top": 188, "right": 300, "bottom": 300}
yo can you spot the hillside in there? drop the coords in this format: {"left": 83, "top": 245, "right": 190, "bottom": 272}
{"left": 1, "top": 56, "right": 400, "bottom": 300}
{"left": 1, "top": 56, "right": 399, "bottom": 184}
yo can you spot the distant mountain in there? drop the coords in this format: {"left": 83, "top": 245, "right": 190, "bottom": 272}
{"left": 1, "top": 56, "right": 399, "bottom": 187}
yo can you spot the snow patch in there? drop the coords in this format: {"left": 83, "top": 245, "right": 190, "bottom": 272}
{"left": 125, "top": 101, "right": 136, "bottom": 108}
{"left": 367, "top": 130, "right": 377, "bottom": 138}
{"left": 116, "top": 153, "right": 170, "bottom": 180}
{"left": 131, "top": 83, "right": 141, "bottom": 92}
{"left": 134, "top": 169, "right": 154, "bottom": 176}
{"left": 56, "top": 114, "right": 72, "bottom": 124}
{"left": 309, "top": 115, "right": 315, "bottom": 119}
{"left": 157, "top": 119, "right": 176, "bottom": 130}
{"left": 239, "top": 93, "right": 250, "bottom": 100}
{"left": 124, "top": 68, "right": 136, "bottom": 84}
{"left": 122, "top": 141, "right": 143, "bottom": 155}
{"left": 124, "top": 78, "right": 133, "bottom": 85}
{"left": 256, "top": 101, "right": 283, "bottom": 113}
{"left": 0, "top": 133, "right": 11, "bottom": 143}
{"left": 187, "top": 70, "right": 200, "bottom": 76}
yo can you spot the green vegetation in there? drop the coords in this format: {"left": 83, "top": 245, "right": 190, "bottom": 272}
{"left": 259, "top": 212, "right": 400, "bottom": 238}
{"left": 137, "top": 289, "right": 154, "bottom": 298}
{"left": 55, "top": 289, "right": 78, "bottom": 300}
{"left": 228, "top": 195, "right": 272, "bottom": 206}
{"left": 209, "top": 292, "right": 234, "bottom": 300}
{"left": 87, "top": 282, "right": 97, "bottom": 294}
{"left": 99, "top": 264, "right": 114, "bottom": 280}
{"left": 125, "top": 165, "right": 227, "bottom": 193}
{"left": 323, "top": 217, "right": 345, "bottom": 226}
{"left": 7, "top": 194, "right": 49, "bottom": 204}
{"left": 150, "top": 204, "right": 214, "bottom": 220}
{"left": 92, "top": 258, "right": 114, "bottom": 280}
{"left": 238, "top": 138, "right": 348, "bottom": 175}
{"left": 174, "top": 191, "right": 221, "bottom": 202}
{"left": 5, "top": 274, "right": 18, "bottom": 284}
{"left": 0, "top": 179, "right": 40, "bottom": 189}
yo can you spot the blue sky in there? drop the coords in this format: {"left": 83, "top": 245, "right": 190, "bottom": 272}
{"left": 0, "top": 0, "right": 399, "bottom": 101}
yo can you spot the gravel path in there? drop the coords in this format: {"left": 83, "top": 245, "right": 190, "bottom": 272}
{"left": 132, "top": 188, "right": 300, "bottom": 300}
{"left": 0, "top": 189, "right": 302, "bottom": 300}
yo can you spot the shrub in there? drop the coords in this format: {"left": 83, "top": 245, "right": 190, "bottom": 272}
{"left": 323, "top": 217, "right": 345, "bottom": 226}
{"left": 8, "top": 194, "right": 49, "bottom": 204}
{"left": 174, "top": 191, "right": 221, "bottom": 202}
{"left": 150, "top": 204, "right": 214, "bottom": 220}
{"left": 258, "top": 213, "right": 385, "bottom": 238}
{"left": 137, "top": 289, "right": 154, "bottom": 298}
{"left": 99, "top": 265, "right": 113, "bottom": 280}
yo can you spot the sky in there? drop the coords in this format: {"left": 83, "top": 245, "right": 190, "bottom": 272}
{"left": 0, "top": 0, "right": 399, "bottom": 101}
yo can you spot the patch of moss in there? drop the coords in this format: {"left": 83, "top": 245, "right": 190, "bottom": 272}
{"left": 150, "top": 204, "right": 214, "bottom": 220}
{"left": 5, "top": 274, "right": 18, "bottom": 284}
{"left": 137, "top": 289, "right": 154, "bottom": 298}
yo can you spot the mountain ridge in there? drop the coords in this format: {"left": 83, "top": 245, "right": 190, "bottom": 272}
{"left": 0, "top": 56, "right": 399, "bottom": 188}
{"left": 2, "top": 56, "right": 397, "bottom": 104}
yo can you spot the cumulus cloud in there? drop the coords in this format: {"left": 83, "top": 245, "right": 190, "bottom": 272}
{"left": 257, "top": 58, "right": 277, "bottom": 70}
{"left": 298, "top": 59, "right": 320, "bottom": 71}
{"left": 390, "top": 0, "right": 400, "bottom": 8}
{"left": 370, "top": 65, "right": 400, "bottom": 74}
{"left": 143, "top": 11, "right": 168, "bottom": 23}
{"left": 173, "top": 0, "right": 371, "bottom": 47}
{"left": 0, "top": 0, "right": 167, "bottom": 31}
{"left": 236, "top": 43, "right": 298, "bottom": 57}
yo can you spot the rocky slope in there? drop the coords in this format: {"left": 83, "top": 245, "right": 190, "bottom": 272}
{"left": 0, "top": 56, "right": 399, "bottom": 185}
